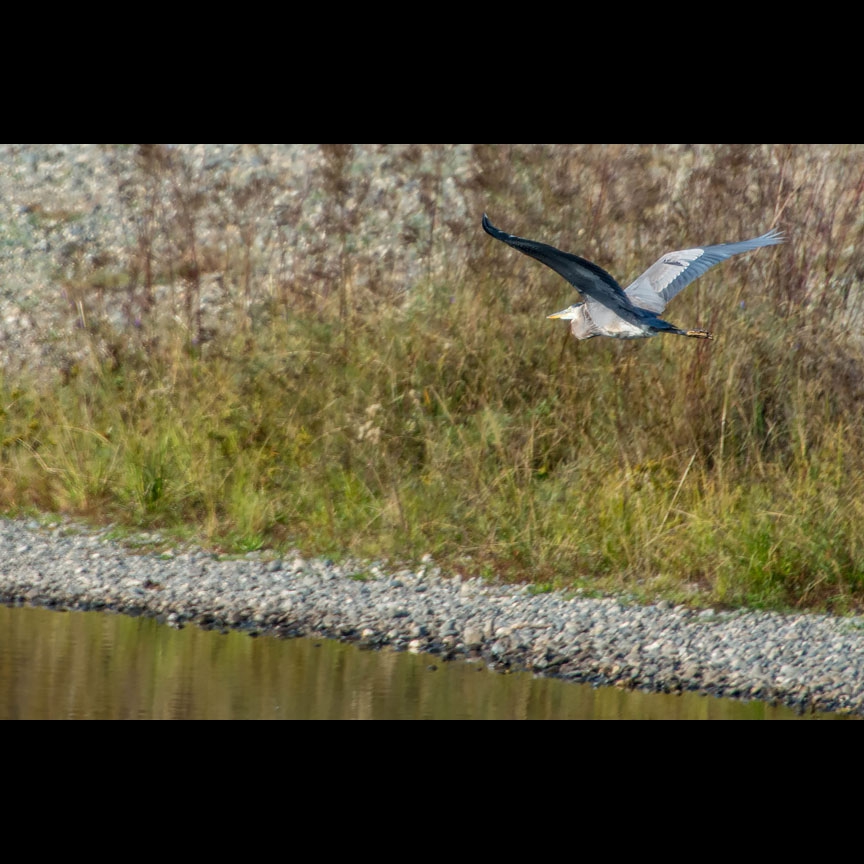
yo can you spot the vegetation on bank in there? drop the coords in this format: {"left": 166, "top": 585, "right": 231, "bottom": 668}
{"left": 3, "top": 144, "right": 864, "bottom": 614}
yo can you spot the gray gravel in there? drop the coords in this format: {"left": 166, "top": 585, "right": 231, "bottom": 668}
{"left": 2, "top": 517, "right": 863, "bottom": 717}
{"left": 0, "top": 144, "right": 475, "bottom": 379}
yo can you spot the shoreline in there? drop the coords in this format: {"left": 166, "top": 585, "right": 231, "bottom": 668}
{"left": 2, "top": 516, "right": 862, "bottom": 717}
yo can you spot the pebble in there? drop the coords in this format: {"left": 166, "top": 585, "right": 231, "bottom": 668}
{"left": 1, "top": 517, "right": 863, "bottom": 717}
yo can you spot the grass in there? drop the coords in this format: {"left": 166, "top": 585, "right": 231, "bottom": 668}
{"left": 3, "top": 143, "right": 864, "bottom": 615}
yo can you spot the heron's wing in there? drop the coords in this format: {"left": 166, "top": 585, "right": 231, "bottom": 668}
{"left": 624, "top": 228, "right": 785, "bottom": 314}
{"left": 482, "top": 214, "right": 648, "bottom": 327}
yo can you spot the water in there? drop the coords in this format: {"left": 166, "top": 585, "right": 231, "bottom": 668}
{"left": 0, "top": 604, "right": 838, "bottom": 720}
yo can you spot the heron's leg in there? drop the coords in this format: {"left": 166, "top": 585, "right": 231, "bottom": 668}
{"left": 652, "top": 315, "right": 713, "bottom": 340}
{"left": 651, "top": 315, "right": 714, "bottom": 340}
{"left": 655, "top": 318, "right": 714, "bottom": 340}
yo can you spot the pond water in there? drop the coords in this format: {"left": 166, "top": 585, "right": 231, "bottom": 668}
{"left": 0, "top": 604, "right": 839, "bottom": 720}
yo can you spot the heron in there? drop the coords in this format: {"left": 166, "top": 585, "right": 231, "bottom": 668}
{"left": 482, "top": 214, "right": 783, "bottom": 340}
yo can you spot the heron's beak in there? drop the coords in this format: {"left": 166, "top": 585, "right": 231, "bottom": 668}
{"left": 547, "top": 306, "right": 578, "bottom": 320}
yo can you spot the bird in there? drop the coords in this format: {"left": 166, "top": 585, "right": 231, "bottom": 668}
{"left": 482, "top": 214, "right": 783, "bottom": 340}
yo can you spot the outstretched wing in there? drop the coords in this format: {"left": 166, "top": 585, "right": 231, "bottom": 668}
{"left": 482, "top": 214, "right": 648, "bottom": 327}
{"left": 624, "top": 228, "right": 784, "bottom": 315}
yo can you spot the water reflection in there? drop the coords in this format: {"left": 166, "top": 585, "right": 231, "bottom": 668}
{"left": 0, "top": 605, "right": 838, "bottom": 720}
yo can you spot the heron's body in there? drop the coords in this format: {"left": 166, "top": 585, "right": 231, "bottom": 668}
{"left": 482, "top": 214, "right": 783, "bottom": 340}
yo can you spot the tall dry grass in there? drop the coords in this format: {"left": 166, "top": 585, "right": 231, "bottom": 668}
{"left": 3, "top": 144, "right": 864, "bottom": 612}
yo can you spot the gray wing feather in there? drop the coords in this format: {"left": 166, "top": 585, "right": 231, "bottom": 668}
{"left": 625, "top": 228, "right": 784, "bottom": 314}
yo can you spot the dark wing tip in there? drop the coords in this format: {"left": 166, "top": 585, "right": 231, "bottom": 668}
{"left": 484, "top": 213, "right": 524, "bottom": 246}
{"left": 483, "top": 213, "right": 516, "bottom": 245}
{"left": 482, "top": 212, "right": 506, "bottom": 240}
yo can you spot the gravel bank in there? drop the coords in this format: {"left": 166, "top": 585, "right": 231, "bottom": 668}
{"left": 2, "top": 517, "right": 863, "bottom": 717}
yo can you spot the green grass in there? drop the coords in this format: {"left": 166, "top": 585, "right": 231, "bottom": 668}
{"left": 3, "top": 143, "right": 864, "bottom": 615}
{"left": 3, "top": 291, "right": 864, "bottom": 614}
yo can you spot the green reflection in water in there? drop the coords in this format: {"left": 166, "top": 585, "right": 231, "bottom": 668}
{"left": 0, "top": 605, "right": 841, "bottom": 720}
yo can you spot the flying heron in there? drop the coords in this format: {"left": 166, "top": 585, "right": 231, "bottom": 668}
{"left": 482, "top": 214, "right": 783, "bottom": 340}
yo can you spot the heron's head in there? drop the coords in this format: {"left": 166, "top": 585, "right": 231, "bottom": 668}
{"left": 546, "top": 304, "right": 581, "bottom": 321}
{"left": 547, "top": 303, "right": 597, "bottom": 340}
